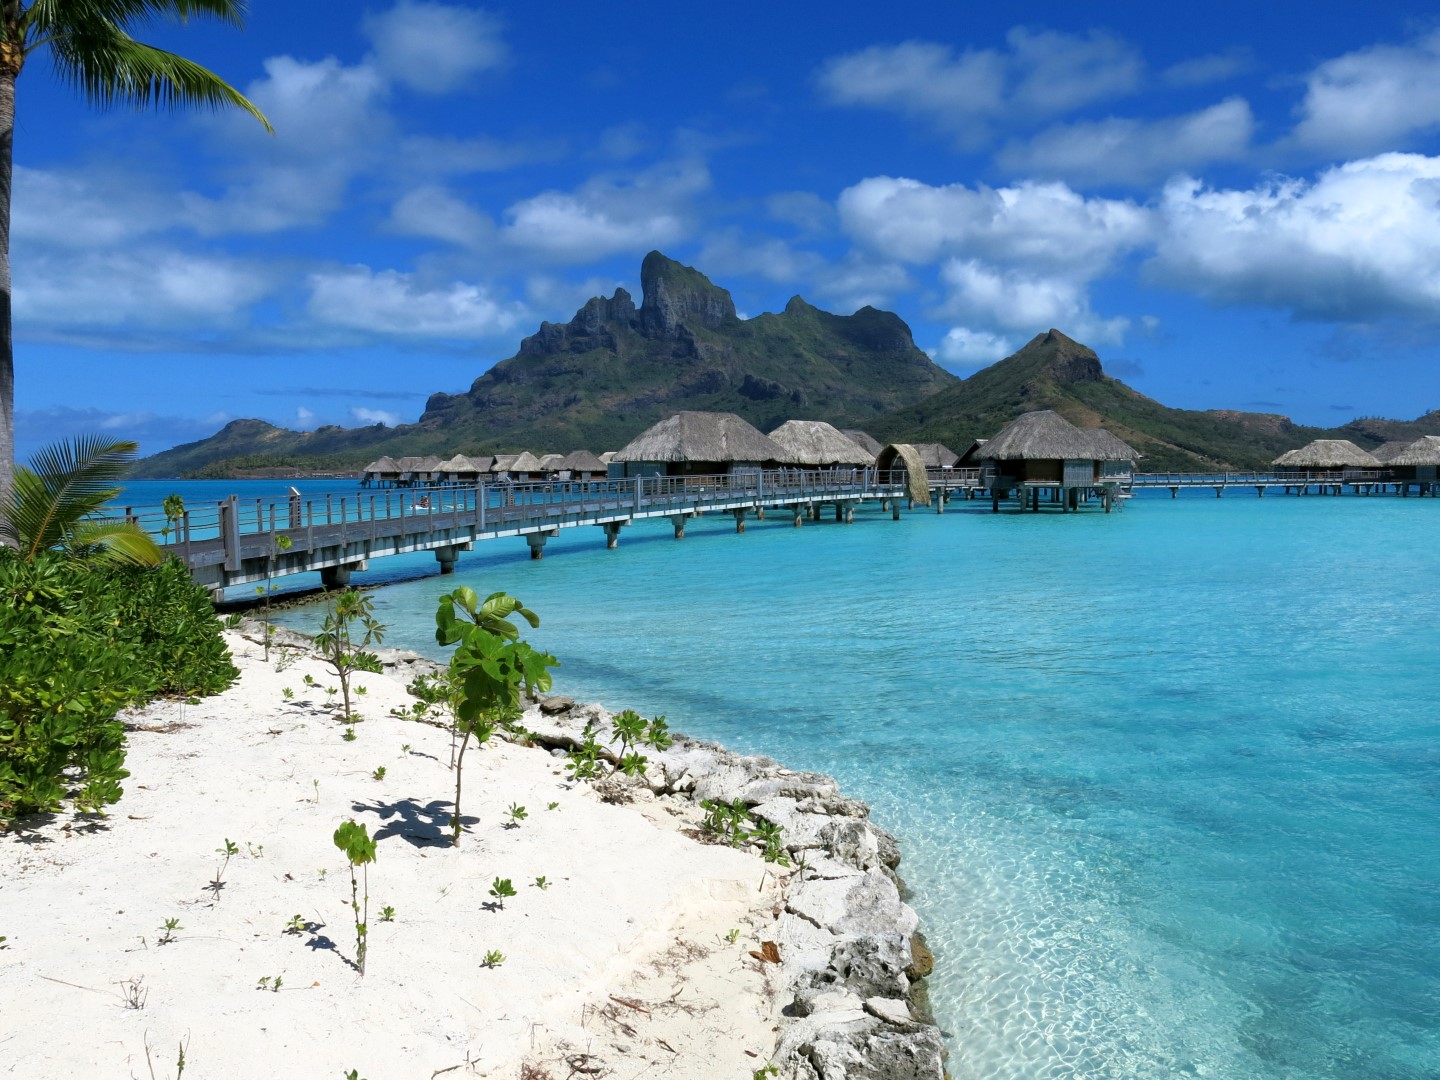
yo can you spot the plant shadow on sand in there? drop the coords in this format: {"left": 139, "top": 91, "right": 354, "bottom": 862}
{"left": 350, "top": 797, "right": 476, "bottom": 847}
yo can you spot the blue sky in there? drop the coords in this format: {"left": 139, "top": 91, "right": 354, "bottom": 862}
{"left": 13, "top": 0, "right": 1440, "bottom": 460}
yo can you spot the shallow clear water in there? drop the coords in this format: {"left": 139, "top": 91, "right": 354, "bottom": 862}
{"left": 257, "top": 490, "right": 1438, "bottom": 1079}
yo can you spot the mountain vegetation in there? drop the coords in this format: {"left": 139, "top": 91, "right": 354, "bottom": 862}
{"left": 132, "top": 252, "right": 957, "bottom": 477}
{"left": 132, "top": 259, "right": 1440, "bottom": 479}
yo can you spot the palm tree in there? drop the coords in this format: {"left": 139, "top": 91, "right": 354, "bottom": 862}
{"left": 0, "top": 1, "right": 272, "bottom": 542}
{"left": 5, "top": 434, "right": 165, "bottom": 563}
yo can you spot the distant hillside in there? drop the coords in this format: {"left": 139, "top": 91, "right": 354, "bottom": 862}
{"left": 873, "top": 329, "right": 1352, "bottom": 471}
{"left": 133, "top": 252, "right": 957, "bottom": 478}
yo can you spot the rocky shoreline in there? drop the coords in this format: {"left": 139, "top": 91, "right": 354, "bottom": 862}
{"left": 370, "top": 639, "right": 949, "bottom": 1079}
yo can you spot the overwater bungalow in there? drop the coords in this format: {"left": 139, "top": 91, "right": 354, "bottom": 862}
{"left": 536, "top": 453, "right": 566, "bottom": 476}
{"left": 437, "top": 454, "right": 490, "bottom": 484}
{"left": 911, "top": 442, "right": 960, "bottom": 469}
{"left": 609, "top": 411, "right": 792, "bottom": 478}
{"left": 557, "top": 450, "right": 608, "bottom": 481}
{"left": 389, "top": 455, "right": 443, "bottom": 486}
{"left": 954, "top": 439, "right": 987, "bottom": 468}
{"left": 1369, "top": 440, "right": 1413, "bottom": 465}
{"left": 841, "top": 429, "right": 885, "bottom": 457}
{"left": 361, "top": 455, "right": 401, "bottom": 487}
{"left": 1385, "top": 435, "right": 1440, "bottom": 489}
{"left": 978, "top": 410, "right": 1138, "bottom": 512}
{"left": 506, "top": 451, "right": 545, "bottom": 482}
{"left": 1271, "top": 439, "right": 1380, "bottom": 478}
{"left": 768, "top": 420, "right": 876, "bottom": 469}
{"left": 1084, "top": 428, "right": 1139, "bottom": 480}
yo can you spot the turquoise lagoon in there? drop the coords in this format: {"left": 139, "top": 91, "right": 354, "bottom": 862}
{"left": 131, "top": 479, "right": 1439, "bottom": 1079}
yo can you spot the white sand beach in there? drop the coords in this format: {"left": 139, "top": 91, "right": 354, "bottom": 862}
{"left": 0, "top": 627, "right": 788, "bottom": 1078}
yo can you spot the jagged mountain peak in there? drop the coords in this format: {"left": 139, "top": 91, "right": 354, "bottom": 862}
{"left": 639, "top": 250, "right": 737, "bottom": 335}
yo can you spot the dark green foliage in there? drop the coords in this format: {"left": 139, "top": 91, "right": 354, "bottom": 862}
{"left": 0, "top": 551, "right": 237, "bottom": 824}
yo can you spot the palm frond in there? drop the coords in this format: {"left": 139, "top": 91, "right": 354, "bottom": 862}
{"left": 66, "top": 519, "right": 165, "bottom": 567}
{"left": 8, "top": 436, "right": 140, "bottom": 560}
{"left": 27, "top": 1, "right": 273, "bottom": 133}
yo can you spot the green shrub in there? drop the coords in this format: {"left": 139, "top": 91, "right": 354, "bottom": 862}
{"left": 0, "top": 551, "right": 238, "bottom": 824}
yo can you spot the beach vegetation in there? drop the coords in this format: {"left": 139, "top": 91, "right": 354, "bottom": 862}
{"left": 257, "top": 533, "right": 293, "bottom": 662}
{"left": 531, "top": 876, "right": 549, "bottom": 891}
{"left": 434, "top": 588, "right": 555, "bottom": 846}
{"left": 222, "top": 612, "right": 243, "bottom": 629}
{"left": 564, "top": 721, "right": 605, "bottom": 781}
{"left": 488, "top": 877, "right": 517, "bottom": 908}
{"left": 505, "top": 803, "right": 527, "bottom": 826}
{"left": 256, "top": 975, "right": 282, "bottom": 992}
{"left": 371, "top": 766, "right": 386, "bottom": 781}
{"left": 315, "top": 589, "right": 385, "bottom": 723}
{"left": 342, "top": 726, "right": 356, "bottom": 742}
{"left": 0, "top": 548, "right": 235, "bottom": 825}
{"left": 284, "top": 914, "right": 307, "bottom": 935}
{"left": 157, "top": 917, "right": 181, "bottom": 946}
{"left": 482, "top": 949, "right": 505, "bottom": 968}
{"left": 333, "top": 819, "right": 377, "bottom": 975}
{"left": 282, "top": 687, "right": 293, "bottom": 700}
{"left": 379, "top": 905, "right": 395, "bottom": 922}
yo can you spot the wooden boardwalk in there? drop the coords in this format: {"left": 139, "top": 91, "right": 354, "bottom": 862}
{"left": 130, "top": 470, "right": 909, "bottom": 596}
{"left": 1129, "top": 471, "right": 1437, "bottom": 497}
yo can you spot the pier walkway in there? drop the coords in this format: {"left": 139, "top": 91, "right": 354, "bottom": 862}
{"left": 127, "top": 470, "right": 909, "bottom": 596}
{"left": 1129, "top": 471, "right": 1436, "bottom": 497}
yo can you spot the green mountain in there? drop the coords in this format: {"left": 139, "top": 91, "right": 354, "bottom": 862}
{"left": 872, "top": 329, "right": 1437, "bottom": 471}
{"left": 133, "top": 251, "right": 957, "bottom": 478}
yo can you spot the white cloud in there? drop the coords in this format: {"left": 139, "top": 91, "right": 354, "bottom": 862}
{"left": 295, "top": 406, "right": 318, "bottom": 429}
{"left": 838, "top": 175, "right": 1150, "bottom": 269}
{"left": 12, "top": 166, "right": 165, "bottom": 247}
{"left": 1148, "top": 153, "right": 1440, "bottom": 321}
{"left": 1292, "top": 31, "right": 1440, "bottom": 156}
{"left": 362, "top": 1, "right": 507, "bottom": 94}
{"left": 934, "top": 327, "right": 1016, "bottom": 366}
{"left": 997, "top": 98, "right": 1255, "bottom": 185}
{"left": 14, "top": 249, "right": 275, "bottom": 334}
{"left": 766, "top": 191, "right": 836, "bottom": 234}
{"left": 501, "top": 159, "right": 710, "bottom": 263}
{"left": 351, "top": 407, "right": 401, "bottom": 427}
{"left": 939, "top": 259, "right": 1129, "bottom": 343}
{"left": 816, "top": 29, "right": 1141, "bottom": 145}
{"left": 388, "top": 185, "right": 496, "bottom": 248}
{"left": 306, "top": 265, "right": 526, "bottom": 338}
{"left": 1161, "top": 49, "right": 1252, "bottom": 88}
{"left": 810, "top": 255, "right": 914, "bottom": 314}
{"left": 696, "top": 232, "right": 824, "bottom": 286}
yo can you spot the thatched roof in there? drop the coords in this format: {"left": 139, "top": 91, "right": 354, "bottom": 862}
{"left": 1369, "top": 440, "right": 1413, "bottom": 463}
{"left": 911, "top": 443, "right": 959, "bottom": 468}
{"left": 978, "top": 411, "right": 1101, "bottom": 460}
{"left": 874, "top": 444, "right": 932, "bottom": 505}
{"left": 841, "top": 429, "right": 884, "bottom": 456}
{"left": 612, "top": 411, "right": 791, "bottom": 463}
{"left": 1387, "top": 435, "right": 1440, "bottom": 466}
{"left": 1272, "top": 439, "right": 1380, "bottom": 468}
{"left": 491, "top": 454, "right": 519, "bottom": 473}
{"left": 599, "top": 451, "right": 617, "bottom": 464}
{"left": 363, "top": 456, "right": 400, "bottom": 474}
{"left": 768, "top": 420, "right": 876, "bottom": 466}
{"left": 438, "top": 454, "right": 487, "bottom": 474}
{"left": 509, "top": 451, "right": 544, "bottom": 473}
{"left": 559, "top": 450, "right": 607, "bottom": 472}
{"left": 536, "top": 453, "right": 565, "bottom": 471}
{"left": 1083, "top": 428, "right": 1139, "bottom": 462}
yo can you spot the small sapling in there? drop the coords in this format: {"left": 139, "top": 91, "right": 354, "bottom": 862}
{"left": 333, "top": 820, "right": 377, "bottom": 975}
{"left": 157, "top": 917, "right": 181, "bottom": 946}
{"left": 488, "top": 877, "right": 517, "bottom": 908}
{"left": 371, "top": 766, "right": 386, "bottom": 781}
{"left": 505, "top": 803, "right": 527, "bottom": 827}
{"left": 546, "top": 801, "right": 558, "bottom": 811}
{"left": 401, "top": 743, "right": 411, "bottom": 753}
{"left": 210, "top": 839, "right": 239, "bottom": 899}
{"left": 284, "top": 914, "right": 307, "bottom": 935}
{"left": 531, "top": 876, "right": 549, "bottom": 891}
{"left": 315, "top": 590, "right": 386, "bottom": 723}
{"left": 379, "top": 905, "right": 395, "bottom": 922}
{"left": 256, "top": 975, "right": 282, "bottom": 992}
{"left": 482, "top": 949, "right": 505, "bottom": 968}
{"left": 282, "top": 687, "right": 293, "bottom": 700}
{"left": 342, "top": 726, "right": 356, "bottom": 742}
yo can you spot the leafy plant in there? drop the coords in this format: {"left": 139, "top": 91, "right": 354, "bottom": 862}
{"left": 223, "top": 612, "right": 244, "bottom": 630}
{"left": 700, "top": 799, "right": 753, "bottom": 848}
{"left": 546, "top": 801, "right": 559, "bottom": 811}
{"left": 282, "top": 687, "right": 293, "bottom": 700}
{"left": 379, "top": 905, "right": 395, "bottom": 922}
{"left": 160, "top": 494, "right": 185, "bottom": 546}
{"left": 209, "top": 839, "right": 239, "bottom": 900}
{"left": 342, "top": 726, "right": 356, "bottom": 743}
{"left": 333, "top": 820, "right": 377, "bottom": 975}
{"left": 488, "top": 877, "right": 517, "bottom": 908}
{"left": 531, "top": 876, "right": 549, "bottom": 891}
{"left": 482, "top": 949, "right": 505, "bottom": 968}
{"left": 0, "top": 552, "right": 236, "bottom": 824}
{"left": 371, "top": 766, "right": 386, "bottom": 781}
{"left": 256, "top": 975, "right": 282, "bottom": 992}
{"left": 401, "top": 743, "right": 412, "bottom": 753}
{"left": 564, "top": 721, "right": 605, "bottom": 781}
{"left": 608, "top": 709, "right": 673, "bottom": 777}
{"left": 434, "top": 589, "right": 555, "bottom": 846}
{"left": 751, "top": 819, "right": 790, "bottom": 866}
{"left": 315, "top": 589, "right": 385, "bottom": 723}
{"left": 284, "top": 914, "right": 307, "bottom": 935}
{"left": 157, "top": 917, "right": 181, "bottom": 946}
{"left": 505, "top": 803, "right": 527, "bottom": 827}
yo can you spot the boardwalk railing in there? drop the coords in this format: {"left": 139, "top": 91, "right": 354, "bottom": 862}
{"left": 1132, "top": 470, "right": 1391, "bottom": 486}
{"left": 120, "top": 468, "right": 908, "bottom": 594}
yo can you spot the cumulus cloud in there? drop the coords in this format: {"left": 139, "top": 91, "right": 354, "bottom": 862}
{"left": 939, "top": 259, "right": 1130, "bottom": 343}
{"left": 388, "top": 185, "right": 496, "bottom": 248}
{"left": 351, "top": 407, "right": 402, "bottom": 427}
{"left": 933, "top": 327, "right": 1016, "bottom": 367}
{"left": 501, "top": 159, "right": 710, "bottom": 263}
{"left": 362, "top": 0, "right": 507, "bottom": 94}
{"left": 838, "top": 175, "right": 1150, "bottom": 269}
{"left": 306, "top": 265, "right": 526, "bottom": 338}
{"left": 816, "top": 28, "right": 1142, "bottom": 146}
{"left": 1290, "top": 31, "right": 1440, "bottom": 157}
{"left": 1148, "top": 153, "right": 1440, "bottom": 321}
{"left": 997, "top": 98, "right": 1255, "bottom": 185}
